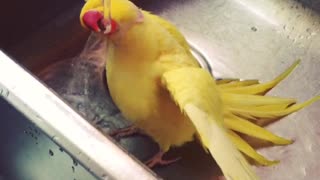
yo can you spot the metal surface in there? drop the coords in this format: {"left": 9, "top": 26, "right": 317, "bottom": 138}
{"left": 0, "top": 51, "right": 158, "bottom": 180}
{"left": 0, "top": 97, "right": 97, "bottom": 180}
{"left": 1, "top": 0, "right": 320, "bottom": 179}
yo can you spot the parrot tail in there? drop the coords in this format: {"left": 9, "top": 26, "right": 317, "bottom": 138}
{"left": 227, "top": 130, "right": 279, "bottom": 166}
{"left": 215, "top": 60, "right": 320, "bottom": 166}
{"left": 216, "top": 78, "right": 241, "bottom": 85}
{"left": 221, "top": 93, "right": 296, "bottom": 107}
{"left": 221, "top": 60, "right": 300, "bottom": 95}
{"left": 219, "top": 80, "right": 259, "bottom": 88}
{"left": 224, "top": 113, "right": 292, "bottom": 145}
{"left": 162, "top": 61, "right": 319, "bottom": 179}
{"left": 163, "top": 68, "right": 259, "bottom": 180}
{"left": 227, "top": 96, "right": 320, "bottom": 120}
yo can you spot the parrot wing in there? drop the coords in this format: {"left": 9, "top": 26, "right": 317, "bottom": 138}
{"left": 161, "top": 67, "right": 259, "bottom": 180}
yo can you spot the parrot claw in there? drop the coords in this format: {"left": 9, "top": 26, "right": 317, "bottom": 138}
{"left": 109, "top": 125, "right": 142, "bottom": 138}
{"left": 145, "top": 151, "right": 181, "bottom": 168}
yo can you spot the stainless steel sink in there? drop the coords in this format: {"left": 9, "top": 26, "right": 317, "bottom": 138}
{"left": 1, "top": 0, "right": 320, "bottom": 179}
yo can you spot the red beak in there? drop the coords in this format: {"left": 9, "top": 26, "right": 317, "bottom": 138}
{"left": 82, "top": 10, "right": 105, "bottom": 32}
{"left": 82, "top": 10, "right": 119, "bottom": 35}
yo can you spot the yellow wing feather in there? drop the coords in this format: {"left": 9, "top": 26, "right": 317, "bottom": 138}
{"left": 162, "top": 67, "right": 258, "bottom": 180}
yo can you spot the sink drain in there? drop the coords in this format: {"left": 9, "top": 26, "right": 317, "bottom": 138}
{"left": 188, "top": 41, "right": 212, "bottom": 74}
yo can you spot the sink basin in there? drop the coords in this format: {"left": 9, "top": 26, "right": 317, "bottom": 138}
{"left": 1, "top": 0, "right": 320, "bottom": 179}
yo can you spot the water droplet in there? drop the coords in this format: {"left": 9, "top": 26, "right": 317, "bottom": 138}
{"left": 283, "top": 25, "right": 286, "bottom": 30}
{"left": 306, "top": 143, "right": 313, "bottom": 152}
{"left": 59, "top": 147, "right": 64, "bottom": 152}
{"left": 52, "top": 136, "right": 59, "bottom": 141}
{"left": 73, "top": 159, "right": 78, "bottom": 166}
{"left": 251, "top": 27, "right": 257, "bottom": 32}
{"left": 293, "top": 38, "right": 297, "bottom": 43}
{"left": 77, "top": 103, "right": 86, "bottom": 112}
{"left": 306, "top": 28, "right": 311, "bottom": 32}
{"left": 49, "top": 149, "right": 54, "bottom": 156}
{"left": 301, "top": 167, "right": 307, "bottom": 176}
{"left": 92, "top": 115, "right": 100, "bottom": 123}
{"left": 101, "top": 174, "right": 108, "bottom": 179}
{"left": 0, "top": 89, "right": 9, "bottom": 97}
{"left": 278, "top": 147, "right": 289, "bottom": 155}
{"left": 97, "top": 119, "right": 108, "bottom": 126}
{"left": 36, "top": 142, "right": 38, "bottom": 145}
{"left": 72, "top": 166, "right": 75, "bottom": 173}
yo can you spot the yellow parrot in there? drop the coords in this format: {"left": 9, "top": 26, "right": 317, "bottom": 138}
{"left": 79, "top": 0, "right": 320, "bottom": 179}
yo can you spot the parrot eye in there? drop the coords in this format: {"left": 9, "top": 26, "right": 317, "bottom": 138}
{"left": 103, "top": 19, "right": 119, "bottom": 35}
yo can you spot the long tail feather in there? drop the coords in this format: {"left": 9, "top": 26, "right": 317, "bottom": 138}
{"left": 216, "top": 78, "right": 240, "bottom": 85}
{"left": 227, "top": 130, "right": 279, "bottom": 166}
{"left": 219, "top": 80, "right": 259, "bottom": 88}
{"left": 250, "top": 104, "right": 292, "bottom": 111}
{"left": 221, "top": 92, "right": 296, "bottom": 108}
{"left": 224, "top": 114, "right": 292, "bottom": 145}
{"left": 228, "top": 96, "right": 320, "bottom": 119}
{"left": 223, "top": 60, "right": 300, "bottom": 95}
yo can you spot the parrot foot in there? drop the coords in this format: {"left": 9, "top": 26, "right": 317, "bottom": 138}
{"left": 109, "top": 125, "right": 142, "bottom": 138}
{"left": 145, "top": 151, "right": 181, "bottom": 168}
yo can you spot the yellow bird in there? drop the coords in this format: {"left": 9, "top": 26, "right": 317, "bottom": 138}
{"left": 79, "top": 0, "right": 320, "bottom": 179}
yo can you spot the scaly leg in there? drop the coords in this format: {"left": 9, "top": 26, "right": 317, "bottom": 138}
{"left": 145, "top": 150, "right": 181, "bottom": 168}
{"left": 109, "top": 125, "right": 142, "bottom": 138}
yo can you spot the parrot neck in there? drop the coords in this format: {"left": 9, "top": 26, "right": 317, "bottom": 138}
{"left": 109, "top": 18, "right": 155, "bottom": 54}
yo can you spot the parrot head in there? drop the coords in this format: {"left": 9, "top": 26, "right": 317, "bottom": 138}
{"left": 80, "top": 0, "right": 144, "bottom": 35}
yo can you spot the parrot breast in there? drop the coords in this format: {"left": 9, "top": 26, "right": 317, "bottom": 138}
{"left": 106, "top": 51, "right": 197, "bottom": 151}
{"left": 105, "top": 17, "right": 197, "bottom": 151}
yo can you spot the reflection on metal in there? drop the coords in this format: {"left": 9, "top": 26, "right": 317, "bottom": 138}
{"left": 188, "top": 41, "right": 213, "bottom": 74}
{"left": 234, "top": 0, "right": 279, "bottom": 26}
{"left": 0, "top": 51, "right": 158, "bottom": 180}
